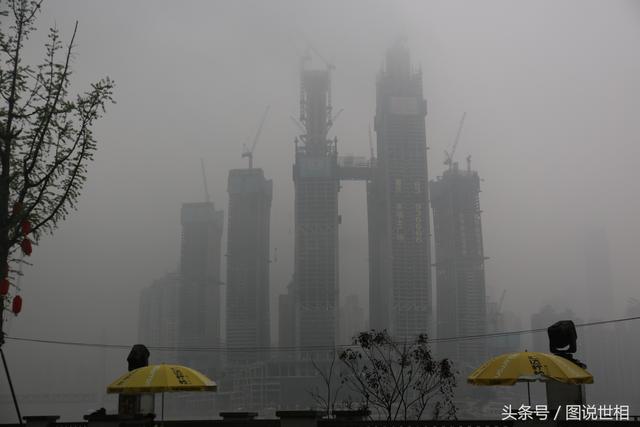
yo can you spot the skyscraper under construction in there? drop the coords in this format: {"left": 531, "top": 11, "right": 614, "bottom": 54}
{"left": 367, "top": 42, "right": 432, "bottom": 340}
{"left": 430, "top": 162, "right": 487, "bottom": 365}
{"left": 292, "top": 59, "right": 340, "bottom": 356}
{"left": 226, "top": 168, "right": 273, "bottom": 363}
{"left": 178, "top": 202, "right": 224, "bottom": 375}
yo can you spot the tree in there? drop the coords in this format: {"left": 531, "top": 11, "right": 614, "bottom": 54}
{"left": 0, "top": 0, "right": 114, "bottom": 346}
{"left": 339, "top": 330, "right": 457, "bottom": 421}
{"left": 308, "top": 352, "right": 345, "bottom": 417}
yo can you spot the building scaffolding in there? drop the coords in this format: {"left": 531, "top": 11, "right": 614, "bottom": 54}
{"left": 292, "top": 63, "right": 340, "bottom": 357}
{"left": 367, "top": 42, "right": 432, "bottom": 340}
{"left": 430, "top": 163, "right": 487, "bottom": 365}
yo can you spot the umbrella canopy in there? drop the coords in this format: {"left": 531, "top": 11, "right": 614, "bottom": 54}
{"left": 107, "top": 364, "right": 217, "bottom": 394}
{"left": 468, "top": 351, "right": 593, "bottom": 386}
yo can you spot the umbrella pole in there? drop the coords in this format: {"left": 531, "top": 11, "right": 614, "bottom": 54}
{"left": 527, "top": 382, "right": 531, "bottom": 406}
{"left": 162, "top": 392, "right": 165, "bottom": 427}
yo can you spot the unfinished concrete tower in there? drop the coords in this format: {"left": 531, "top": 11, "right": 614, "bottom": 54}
{"left": 178, "top": 202, "right": 224, "bottom": 376}
{"left": 226, "top": 168, "right": 273, "bottom": 363}
{"left": 367, "top": 41, "right": 432, "bottom": 340}
{"left": 292, "top": 58, "right": 340, "bottom": 356}
{"left": 430, "top": 162, "right": 487, "bottom": 366}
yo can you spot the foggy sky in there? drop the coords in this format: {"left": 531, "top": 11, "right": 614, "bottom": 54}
{"left": 1, "top": 0, "right": 639, "bottom": 419}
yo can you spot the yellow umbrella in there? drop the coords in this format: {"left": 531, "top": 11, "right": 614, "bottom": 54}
{"left": 107, "top": 364, "right": 217, "bottom": 421}
{"left": 467, "top": 351, "right": 593, "bottom": 404}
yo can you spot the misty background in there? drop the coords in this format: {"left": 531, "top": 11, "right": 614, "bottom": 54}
{"left": 1, "top": 0, "right": 639, "bottom": 420}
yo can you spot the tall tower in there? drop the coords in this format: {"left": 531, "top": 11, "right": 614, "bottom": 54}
{"left": 292, "top": 59, "right": 340, "bottom": 356}
{"left": 178, "top": 202, "right": 224, "bottom": 375}
{"left": 367, "top": 42, "right": 431, "bottom": 340}
{"left": 430, "top": 163, "right": 487, "bottom": 365}
{"left": 139, "top": 273, "right": 180, "bottom": 350}
{"left": 180, "top": 202, "right": 224, "bottom": 286}
{"left": 226, "top": 168, "right": 273, "bottom": 363}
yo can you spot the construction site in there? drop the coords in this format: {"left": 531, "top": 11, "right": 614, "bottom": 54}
{"left": 290, "top": 39, "right": 435, "bottom": 355}
{"left": 138, "top": 41, "right": 494, "bottom": 414}
{"left": 223, "top": 41, "right": 455, "bottom": 411}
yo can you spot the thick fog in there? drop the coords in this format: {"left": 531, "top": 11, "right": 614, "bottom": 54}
{"left": 1, "top": 0, "right": 639, "bottom": 420}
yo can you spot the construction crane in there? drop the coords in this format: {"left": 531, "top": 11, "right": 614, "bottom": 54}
{"left": 200, "top": 158, "right": 210, "bottom": 203}
{"left": 302, "top": 36, "right": 335, "bottom": 71}
{"left": 444, "top": 112, "right": 466, "bottom": 169}
{"left": 298, "top": 36, "right": 336, "bottom": 133}
{"left": 328, "top": 108, "right": 343, "bottom": 128}
{"left": 290, "top": 115, "right": 306, "bottom": 134}
{"left": 242, "top": 106, "right": 270, "bottom": 169}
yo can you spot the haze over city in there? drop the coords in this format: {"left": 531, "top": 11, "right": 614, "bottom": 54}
{"left": 1, "top": 0, "right": 639, "bottom": 421}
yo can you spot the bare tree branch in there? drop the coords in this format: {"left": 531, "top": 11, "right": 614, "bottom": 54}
{"left": 0, "top": 0, "right": 114, "bottom": 346}
{"left": 338, "top": 330, "right": 457, "bottom": 421}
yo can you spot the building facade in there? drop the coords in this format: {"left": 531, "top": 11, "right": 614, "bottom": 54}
{"left": 226, "top": 168, "right": 273, "bottom": 364}
{"left": 138, "top": 273, "right": 181, "bottom": 362}
{"left": 178, "top": 202, "right": 224, "bottom": 376}
{"left": 278, "top": 282, "right": 295, "bottom": 349}
{"left": 340, "top": 294, "right": 365, "bottom": 345}
{"left": 430, "top": 164, "right": 487, "bottom": 365}
{"left": 292, "top": 64, "right": 340, "bottom": 356}
{"left": 367, "top": 42, "right": 432, "bottom": 340}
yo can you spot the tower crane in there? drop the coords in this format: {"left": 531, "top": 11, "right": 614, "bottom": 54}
{"left": 302, "top": 37, "right": 335, "bottom": 71}
{"left": 298, "top": 36, "right": 336, "bottom": 133}
{"left": 444, "top": 112, "right": 466, "bottom": 169}
{"left": 242, "top": 106, "right": 270, "bottom": 169}
{"left": 200, "top": 158, "right": 210, "bottom": 203}
{"left": 328, "top": 108, "right": 343, "bottom": 127}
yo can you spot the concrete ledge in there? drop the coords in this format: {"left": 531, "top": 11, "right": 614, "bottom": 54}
{"left": 276, "top": 411, "right": 324, "bottom": 427}
{"left": 83, "top": 414, "right": 155, "bottom": 427}
{"left": 219, "top": 412, "right": 259, "bottom": 420}
{"left": 23, "top": 416, "right": 59, "bottom": 427}
{"left": 332, "top": 410, "right": 370, "bottom": 421}
{"left": 276, "top": 411, "right": 324, "bottom": 419}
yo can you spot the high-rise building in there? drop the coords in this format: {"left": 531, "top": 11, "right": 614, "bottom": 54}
{"left": 430, "top": 163, "right": 487, "bottom": 365}
{"left": 178, "top": 202, "right": 224, "bottom": 376}
{"left": 278, "top": 279, "right": 295, "bottom": 349}
{"left": 180, "top": 202, "right": 224, "bottom": 286}
{"left": 138, "top": 273, "right": 181, "bottom": 361}
{"left": 367, "top": 42, "right": 432, "bottom": 340}
{"left": 340, "top": 294, "right": 365, "bottom": 345}
{"left": 292, "top": 63, "right": 340, "bottom": 356}
{"left": 226, "top": 168, "right": 273, "bottom": 364}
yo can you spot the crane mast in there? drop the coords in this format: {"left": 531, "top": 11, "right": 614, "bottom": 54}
{"left": 242, "top": 106, "right": 270, "bottom": 169}
{"left": 200, "top": 158, "right": 210, "bottom": 203}
{"left": 444, "top": 111, "right": 467, "bottom": 169}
